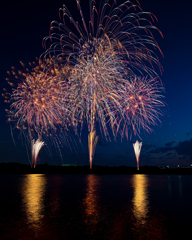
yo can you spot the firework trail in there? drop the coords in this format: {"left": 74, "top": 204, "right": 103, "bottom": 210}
{"left": 67, "top": 39, "right": 124, "bottom": 138}
{"left": 31, "top": 138, "right": 44, "bottom": 168}
{"left": 88, "top": 130, "right": 99, "bottom": 169}
{"left": 133, "top": 140, "right": 142, "bottom": 170}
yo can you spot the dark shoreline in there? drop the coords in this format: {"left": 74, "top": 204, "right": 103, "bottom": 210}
{"left": 0, "top": 162, "right": 192, "bottom": 175}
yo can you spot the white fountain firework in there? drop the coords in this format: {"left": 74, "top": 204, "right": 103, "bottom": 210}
{"left": 133, "top": 141, "right": 142, "bottom": 170}
{"left": 31, "top": 138, "right": 44, "bottom": 168}
{"left": 88, "top": 130, "right": 99, "bottom": 169}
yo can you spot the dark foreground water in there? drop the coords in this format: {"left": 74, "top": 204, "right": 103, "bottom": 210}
{"left": 0, "top": 174, "right": 192, "bottom": 240}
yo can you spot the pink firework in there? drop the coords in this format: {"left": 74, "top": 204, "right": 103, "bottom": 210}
{"left": 117, "top": 75, "right": 165, "bottom": 139}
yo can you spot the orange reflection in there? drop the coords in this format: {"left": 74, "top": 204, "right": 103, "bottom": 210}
{"left": 108, "top": 175, "right": 167, "bottom": 239}
{"left": 132, "top": 174, "right": 149, "bottom": 224}
{"left": 83, "top": 174, "right": 100, "bottom": 226}
{"left": 22, "top": 174, "right": 46, "bottom": 230}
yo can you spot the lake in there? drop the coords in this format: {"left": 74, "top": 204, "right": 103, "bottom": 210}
{"left": 0, "top": 174, "right": 192, "bottom": 239}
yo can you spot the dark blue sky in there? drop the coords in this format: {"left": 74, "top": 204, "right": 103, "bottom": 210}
{"left": 0, "top": 0, "right": 192, "bottom": 167}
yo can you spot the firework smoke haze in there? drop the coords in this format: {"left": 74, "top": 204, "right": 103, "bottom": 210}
{"left": 133, "top": 140, "right": 142, "bottom": 170}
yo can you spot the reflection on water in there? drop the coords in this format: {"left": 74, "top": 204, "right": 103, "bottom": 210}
{"left": 83, "top": 174, "right": 100, "bottom": 227}
{"left": 1, "top": 174, "right": 189, "bottom": 239}
{"left": 21, "top": 174, "right": 46, "bottom": 231}
{"left": 132, "top": 174, "right": 149, "bottom": 224}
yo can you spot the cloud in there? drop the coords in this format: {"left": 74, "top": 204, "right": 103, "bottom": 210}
{"left": 174, "top": 138, "right": 192, "bottom": 160}
{"left": 149, "top": 146, "right": 173, "bottom": 154}
{"left": 142, "top": 143, "right": 156, "bottom": 150}
{"left": 179, "top": 155, "right": 188, "bottom": 160}
{"left": 165, "top": 152, "right": 175, "bottom": 157}
{"left": 186, "top": 132, "right": 192, "bottom": 136}
{"left": 165, "top": 141, "right": 175, "bottom": 147}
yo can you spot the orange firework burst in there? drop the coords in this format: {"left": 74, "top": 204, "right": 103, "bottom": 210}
{"left": 4, "top": 58, "right": 71, "bottom": 138}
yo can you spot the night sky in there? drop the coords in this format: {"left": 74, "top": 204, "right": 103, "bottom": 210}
{"left": 0, "top": 0, "right": 192, "bottom": 167}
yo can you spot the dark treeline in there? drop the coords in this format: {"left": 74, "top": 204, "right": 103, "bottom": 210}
{"left": 0, "top": 162, "right": 192, "bottom": 174}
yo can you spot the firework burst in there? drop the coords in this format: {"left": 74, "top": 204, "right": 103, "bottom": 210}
{"left": 3, "top": 59, "right": 80, "bottom": 166}
{"left": 66, "top": 37, "right": 125, "bottom": 139}
{"left": 3, "top": 0, "right": 165, "bottom": 168}
{"left": 42, "top": 0, "right": 164, "bottom": 136}
{"left": 43, "top": 0, "right": 163, "bottom": 77}
{"left": 117, "top": 75, "right": 165, "bottom": 139}
{"left": 11, "top": 73, "right": 64, "bottom": 136}
{"left": 4, "top": 59, "right": 71, "bottom": 138}
{"left": 41, "top": 0, "right": 164, "bottom": 167}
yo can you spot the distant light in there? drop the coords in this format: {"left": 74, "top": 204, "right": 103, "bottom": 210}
{"left": 178, "top": 165, "right": 180, "bottom": 167}
{"left": 167, "top": 165, "right": 169, "bottom": 168}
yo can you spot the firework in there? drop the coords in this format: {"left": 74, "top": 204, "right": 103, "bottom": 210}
{"left": 3, "top": 59, "right": 79, "bottom": 165}
{"left": 88, "top": 130, "right": 99, "bottom": 169}
{"left": 31, "top": 138, "right": 44, "bottom": 168}
{"left": 41, "top": 0, "right": 164, "bottom": 167}
{"left": 4, "top": 59, "right": 71, "bottom": 138}
{"left": 57, "top": 34, "right": 125, "bottom": 168}
{"left": 11, "top": 73, "right": 64, "bottom": 136}
{"left": 43, "top": 0, "right": 163, "bottom": 78}
{"left": 3, "top": 0, "right": 164, "bottom": 168}
{"left": 133, "top": 140, "right": 142, "bottom": 170}
{"left": 117, "top": 75, "right": 164, "bottom": 139}
{"left": 66, "top": 38, "right": 125, "bottom": 138}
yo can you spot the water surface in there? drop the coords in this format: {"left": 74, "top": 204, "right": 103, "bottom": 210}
{"left": 0, "top": 174, "right": 192, "bottom": 239}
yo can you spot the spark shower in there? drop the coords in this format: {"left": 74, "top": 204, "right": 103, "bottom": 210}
{"left": 31, "top": 138, "right": 44, "bottom": 168}
{"left": 133, "top": 140, "right": 142, "bottom": 170}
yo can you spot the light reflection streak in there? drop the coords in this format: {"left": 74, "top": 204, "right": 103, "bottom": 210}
{"left": 83, "top": 174, "right": 100, "bottom": 227}
{"left": 132, "top": 174, "right": 149, "bottom": 224}
{"left": 22, "top": 174, "right": 46, "bottom": 231}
